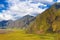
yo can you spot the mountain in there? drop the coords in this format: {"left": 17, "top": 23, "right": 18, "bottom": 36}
{"left": 7, "top": 15, "right": 35, "bottom": 29}
{"left": 0, "top": 20, "right": 12, "bottom": 29}
{"left": 26, "top": 3, "right": 60, "bottom": 34}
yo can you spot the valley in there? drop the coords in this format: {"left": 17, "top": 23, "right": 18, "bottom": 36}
{"left": 0, "top": 2, "right": 60, "bottom": 40}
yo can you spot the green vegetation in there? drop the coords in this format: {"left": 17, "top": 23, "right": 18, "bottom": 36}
{"left": 0, "top": 29, "right": 59, "bottom": 40}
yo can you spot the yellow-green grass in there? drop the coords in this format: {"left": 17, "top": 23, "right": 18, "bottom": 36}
{"left": 0, "top": 29, "right": 59, "bottom": 40}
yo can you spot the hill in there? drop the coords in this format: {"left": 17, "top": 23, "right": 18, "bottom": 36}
{"left": 26, "top": 3, "right": 60, "bottom": 34}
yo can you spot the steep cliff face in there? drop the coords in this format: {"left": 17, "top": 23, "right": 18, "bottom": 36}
{"left": 7, "top": 15, "right": 35, "bottom": 29}
{"left": 27, "top": 3, "right": 60, "bottom": 34}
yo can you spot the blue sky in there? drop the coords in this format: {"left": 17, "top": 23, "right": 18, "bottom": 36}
{"left": 0, "top": 0, "right": 9, "bottom": 12}
{"left": 0, "top": 0, "right": 59, "bottom": 21}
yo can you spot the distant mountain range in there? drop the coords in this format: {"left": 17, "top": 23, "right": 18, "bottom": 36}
{"left": 7, "top": 15, "right": 35, "bottom": 29}
{"left": 0, "top": 20, "right": 8, "bottom": 29}
{"left": 26, "top": 2, "right": 60, "bottom": 34}
{"left": 0, "top": 15, "right": 35, "bottom": 29}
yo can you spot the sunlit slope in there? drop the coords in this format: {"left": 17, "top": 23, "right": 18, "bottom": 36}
{"left": 27, "top": 3, "right": 60, "bottom": 34}
{"left": 0, "top": 29, "right": 57, "bottom": 40}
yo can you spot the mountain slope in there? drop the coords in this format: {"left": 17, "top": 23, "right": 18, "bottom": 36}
{"left": 7, "top": 15, "right": 35, "bottom": 29}
{"left": 0, "top": 20, "right": 8, "bottom": 29}
{"left": 27, "top": 3, "right": 60, "bottom": 34}
{"left": 0, "top": 20, "right": 12, "bottom": 29}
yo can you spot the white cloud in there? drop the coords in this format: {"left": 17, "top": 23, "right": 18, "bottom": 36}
{"left": 0, "top": 0, "right": 59, "bottom": 20}
{"left": 7, "top": 0, "right": 47, "bottom": 14}
{"left": 0, "top": 0, "right": 46, "bottom": 20}
{"left": 57, "top": 0, "right": 60, "bottom": 2}
{"left": 44, "top": 0, "right": 53, "bottom": 2}
{"left": 0, "top": 13, "right": 14, "bottom": 21}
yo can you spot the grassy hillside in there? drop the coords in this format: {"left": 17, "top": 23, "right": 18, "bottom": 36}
{"left": 26, "top": 3, "right": 60, "bottom": 34}
{"left": 0, "top": 29, "right": 59, "bottom": 40}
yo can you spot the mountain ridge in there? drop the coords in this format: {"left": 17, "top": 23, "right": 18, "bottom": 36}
{"left": 7, "top": 15, "right": 35, "bottom": 29}
{"left": 26, "top": 2, "right": 60, "bottom": 34}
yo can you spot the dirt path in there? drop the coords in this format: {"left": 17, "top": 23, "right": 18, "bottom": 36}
{"left": 0, "top": 29, "right": 13, "bottom": 34}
